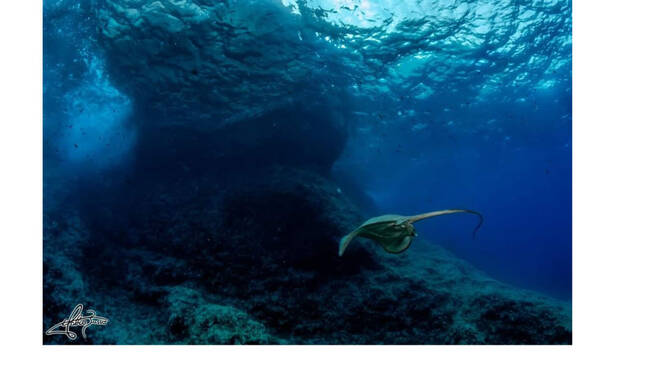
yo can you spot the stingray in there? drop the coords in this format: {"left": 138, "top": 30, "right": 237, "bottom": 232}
{"left": 338, "top": 209, "right": 483, "bottom": 256}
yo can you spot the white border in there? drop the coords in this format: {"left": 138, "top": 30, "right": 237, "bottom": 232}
{"left": 2, "top": 0, "right": 660, "bottom": 366}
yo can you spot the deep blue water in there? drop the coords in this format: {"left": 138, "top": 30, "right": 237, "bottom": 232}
{"left": 45, "top": 0, "right": 572, "bottom": 310}
{"left": 336, "top": 89, "right": 572, "bottom": 299}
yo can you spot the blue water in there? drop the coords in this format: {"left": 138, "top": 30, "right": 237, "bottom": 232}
{"left": 336, "top": 91, "right": 572, "bottom": 299}
{"left": 45, "top": 0, "right": 572, "bottom": 307}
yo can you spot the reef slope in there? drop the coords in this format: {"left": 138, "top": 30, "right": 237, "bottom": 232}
{"left": 44, "top": 166, "right": 571, "bottom": 344}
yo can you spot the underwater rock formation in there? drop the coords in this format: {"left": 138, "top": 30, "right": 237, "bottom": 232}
{"left": 43, "top": 212, "right": 89, "bottom": 340}
{"left": 166, "top": 286, "right": 278, "bottom": 344}
{"left": 95, "top": 0, "right": 572, "bottom": 128}
{"left": 96, "top": 0, "right": 353, "bottom": 127}
{"left": 44, "top": 164, "right": 571, "bottom": 344}
{"left": 44, "top": 0, "right": 573, "bottom": 346}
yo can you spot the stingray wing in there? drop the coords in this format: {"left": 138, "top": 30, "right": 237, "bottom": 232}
{"left": 338, "top": 215, "right": 404, "bottom": 256}
{"left": 338, "top": 229, "right": 361, "bottom": 256}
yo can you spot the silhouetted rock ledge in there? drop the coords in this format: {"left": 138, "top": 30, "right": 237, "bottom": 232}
{"left": 97, "top": 0, "right": 352, "bottom": 127}
{"left": 44, "top": 166, "right": 571, "bottom": 344}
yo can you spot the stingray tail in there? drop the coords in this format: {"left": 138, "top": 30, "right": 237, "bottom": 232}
{"left": 408, "top": 209, "right": 483, "bottom": 239}
{"left": 462, "top": 209, "right": 484, "bottom": 239}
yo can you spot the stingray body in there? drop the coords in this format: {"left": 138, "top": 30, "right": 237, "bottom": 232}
{"left": 338, "top": 209, "right": 483, "bottom": 256}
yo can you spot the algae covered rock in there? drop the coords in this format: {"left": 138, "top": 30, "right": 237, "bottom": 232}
{"left": 43, "top": 164, "right": 571, "bottom": 344}
{"left": 43, "top": 209, "right": 91, "bottom": 337}
{"left": 165, "top": 287, "right": 277, "bottom": 344}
